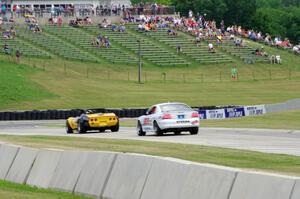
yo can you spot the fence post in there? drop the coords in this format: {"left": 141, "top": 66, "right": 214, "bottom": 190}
{"left": 289, "top": 69, "right": 291, "bottom": 80}
{"left": 144, "top": 72, "right": 147, "bottom": 82}
{"left": 183, "top": 73, "right": 185, "bottom": 82}
{"left": 86, "top": 67, "right": 89, "bottom": 78}
{"left": 269, "top": 70, "right": 272, "bottom": 80}
{"left": 43, "top": 63, "right": 45, "bottom": 71}
{"left": 107, "top": 70, "right": 110, "bottom": 80}
{"left": 252, "top": 71, "right": 256, "bottom": 81}
{"left": 201, "top": 74, "right": 204, "bottom": 83}
{"left": 219, "top": 71, "right": 222, "bottom": 81}
{"left": 128, "top": 71, "right": 130, "bottom": 81}
{"left": 162, "top": 72, "right": 166, "bottom": 83}
{"left": 64, "top": 64, "right": 67, "bottom": 76}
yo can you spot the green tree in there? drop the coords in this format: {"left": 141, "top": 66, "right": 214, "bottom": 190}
{"left": 224, "top": 0, "right": 257, "bottom": 27}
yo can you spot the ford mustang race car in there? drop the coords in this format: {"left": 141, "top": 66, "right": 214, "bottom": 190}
{"left": 66, "top": 111, "right": 119, "bottom": 134}
{"left": 137, "top": 102, "right": 199, "bottom": 136}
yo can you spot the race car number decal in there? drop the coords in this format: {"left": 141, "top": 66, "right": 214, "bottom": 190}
{"left": 143, "top": 118, "right": 150, "bottom": 125}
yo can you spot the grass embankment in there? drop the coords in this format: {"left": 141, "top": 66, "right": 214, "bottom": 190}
{"left": 0, "top": 135, "right": 299, "bottom": 176}
{"left": 0, "top": 60, "right": 54, "bottom": 107}
{"left": 0, "top": 180, "right": 92, "bottom": 199}
{"left": 0, "top": 53, "right": 300, "bottom": 110}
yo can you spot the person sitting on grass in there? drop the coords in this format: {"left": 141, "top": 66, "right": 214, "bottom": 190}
{"left": 119, "top": 25, "right": 126, "bottom": 32}
{"left": 208, "top": 43, "right": 215, "bottom": 53}
{"left": 111, "top": 24, "right": 118, "bottom": 32}
{"left": 293, "top": 45, "right": 300, "bottom": 55}
{"left": 138, "top": 23, "right": 144, "bottom": 32}
{"left": 104, "top": 37, "right": 110, "bottom": 47}
{"left": 167, "top": 28, "right": 177, "bottom": 36}
{"left": 2, "top": 43, "right": 11, "bottom": 54}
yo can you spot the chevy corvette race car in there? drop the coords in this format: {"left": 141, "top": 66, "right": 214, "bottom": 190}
{"left": 66, "top": 111, "right": 119, "bottom": 134}
{"left": 137, "top": 102, "right": 199, "bottom": 136}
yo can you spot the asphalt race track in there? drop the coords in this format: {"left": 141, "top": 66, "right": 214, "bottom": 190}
{"left": 0, "top": 120, "right": 300, "bottom": 157}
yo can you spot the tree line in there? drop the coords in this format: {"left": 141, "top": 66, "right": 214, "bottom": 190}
{"left": 133, "top": 0, "right": 300, "bottom": 44}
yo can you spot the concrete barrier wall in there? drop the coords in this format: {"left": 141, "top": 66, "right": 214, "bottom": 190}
{"left": 48, "top": 150, "right": 89, "bottom": 192}
{"left": 102, "top": 153, "right": 154, "bottom": 199}
{"left": 291, "top": 179, "right": 300, "bottom": 199}
{"left": 179, "top": 163, "right": 238, "bottom": 199}
{"left": 5, "top": 147, "right": 38, "bottom": 184}
{"left": 0, "top": 144, "right": 299, "bottom": 199}
{"left": 229, "top": 172, "right": 296, "bottom": 199}
{"left": 26, "top": 149, "right": 62, "bottom": 188}
{"left": 0, "top": 144, "right": 19, "bottom": 180}
{"left": 74, "top": 151, "right": 117, "bottom": 197}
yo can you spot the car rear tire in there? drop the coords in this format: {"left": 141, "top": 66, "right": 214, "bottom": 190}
{"left": 66, "top": 121, "right": 73, "bottom": 134}
{"left": 189, "top": 127, "right": 199, "bottom": 135}
{"left": 137, "top": 121, "right": 146, "bottom": 136}
{"left": 99, "top": 129, "right": 105, "bottom": 133}
{"left": 78, "top": 121, "right": 87, "bottom": 134}
{"left": 111, "top": 123, "right": 119, "bottom": 132}
{"left": 153, "top": 121, "right": 163, "bottom": 136}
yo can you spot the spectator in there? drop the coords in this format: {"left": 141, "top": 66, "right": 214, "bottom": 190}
{"left": 231, "top": 66, "right": 238, "bottom": 80}
{"left": 104, "top": 37, "right": 110, "bottom": 47}
{"left": 15, "top": 50, "right": 21, "bottom": 64}
{"left": 2, "top": 43, "right": 10, "bottom": 54}
{"left": 275, "top": 55, "right": 281, "bottom": 64}
{"left": 57, "top": 16, "right": 63, "bottom": 27}
{"left": 208, "top": 43, "right": 215, "bottom": 53}
{"left": 176, "top": 43, "right": 181, "bottom": 54}
{"left": 293, "top": 45, "right": 300, "bottom": 54}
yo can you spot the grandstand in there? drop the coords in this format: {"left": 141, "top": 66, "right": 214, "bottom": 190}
{"left": 83, "top": 25, "right": 191, "bottom": 66}
{"left": 131, "top": 27, "right": 232, "bottom": 64}
{"left": 0, "top": 23, "right": 274, "bottom": 66}
{"left": 43, "top": 26, "right": 137, "bottom": 64}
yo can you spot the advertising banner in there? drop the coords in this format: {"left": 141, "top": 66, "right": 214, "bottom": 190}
{"left": 244, "top": 105, "right": 266, "bottom": 116}
{"left": 225, "top": 107, "right": 245, "bottom": 118}
{"left": 206, "top": 109, "right": 226, "bottom": 120}
{"left": 198, "top": 110, "right": 207, "bottom": 120}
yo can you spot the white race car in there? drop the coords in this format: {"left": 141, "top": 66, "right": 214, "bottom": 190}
{"left": 137, "top": 102, "right": 199, "bottom": 136}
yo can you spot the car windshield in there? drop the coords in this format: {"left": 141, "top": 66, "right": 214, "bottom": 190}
{"left": 160, "top": 104, "right": 192, "bottom": 112}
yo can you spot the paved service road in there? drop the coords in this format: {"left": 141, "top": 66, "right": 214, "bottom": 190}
{"left": 0, "top": 120, "right": 300, "bottom": 157}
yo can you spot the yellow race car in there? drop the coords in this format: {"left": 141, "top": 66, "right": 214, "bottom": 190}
{"left": 66, "top": 110, "right": 119, "bottom": 134}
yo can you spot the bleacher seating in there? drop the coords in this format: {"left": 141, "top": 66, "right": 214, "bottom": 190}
{"left": 43, "top": 25, "right": 137, "bottom": 64}
{"left": 0, "top": 23, "right": 272, "bottom": 66}
{"left": 132, "top": 28, "right": 232, "bottom": 64}
{"left": 210, "top": 38, "right": 270, "bottom": 63}
{"left": 15, "top": 25, "right": 99, "bottom": 62}
{"left": 0, "top": 37, "right": 50, "bottom": 58}
{"left": 83, "top": 25, "right": 191, "bottom": 66}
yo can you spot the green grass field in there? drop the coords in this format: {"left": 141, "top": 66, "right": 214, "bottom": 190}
{"left": 0, "top": 180, "right": 92, "bottom": 199}
{"left": 0, "top": 51, "right": 300, "bottom": 110}
{"left": 0, "top": 135, "right": 299, "bottom": 176}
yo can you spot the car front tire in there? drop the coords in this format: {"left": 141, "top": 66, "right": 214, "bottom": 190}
{"left": 137, "top": 121, "right": 146, "bottom": 136}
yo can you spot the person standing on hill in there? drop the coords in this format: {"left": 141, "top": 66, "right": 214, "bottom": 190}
{"left": 15, "top": 50, "right": 21, "bottom": 64}
{"left": 231, "top": 66, "right": 238, "bottom": 80}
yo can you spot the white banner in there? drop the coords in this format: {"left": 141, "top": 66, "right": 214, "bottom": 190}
{"left": 244, "top": 105, "right": 266, "bottom": 116}
{"left": 206, "top": 109, "right": 226, "bottom": 120}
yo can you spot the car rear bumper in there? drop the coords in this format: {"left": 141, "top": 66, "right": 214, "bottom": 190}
{"left": 158, "top": 119, "right": 199, "bottom": 130}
